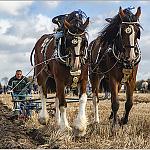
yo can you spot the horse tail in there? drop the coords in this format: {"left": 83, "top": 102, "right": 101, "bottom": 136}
{"left": 30, "top": 46, "right": 35, "bottom": 66}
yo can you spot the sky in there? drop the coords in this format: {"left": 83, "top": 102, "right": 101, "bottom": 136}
{"left": 0, "top": 0, "right": 150, "bottom": 84}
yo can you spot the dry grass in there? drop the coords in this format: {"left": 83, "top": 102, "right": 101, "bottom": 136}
{"left": 0, "top": 93, "right": 150, "bottom": 149}
{"left": 50, "top": 100, "right": 150, "bottom": 149}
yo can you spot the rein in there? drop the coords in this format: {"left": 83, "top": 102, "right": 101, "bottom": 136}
{"left": 90, "top": 45, "right": 118, "bottom": 75}
{"left": 112, "top": 42, "right": 141, "bottom": 67}
{"left": 12, "top": 55, "right": 69, "bottom": 96}
{"left": 109, "top": 20, "right": 142, "bottom": 68}
{"left": 55, "top": 29, "right": 88, "bottom": 66}
{"left": 68, "top": 29, "right": 85, "bottom": 36}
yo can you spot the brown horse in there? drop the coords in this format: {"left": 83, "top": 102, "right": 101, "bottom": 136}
{"left": 30, "top": 10, "right": 89, "bottom": 136}
{"left": 89, "top": 7, "right": 142, "bottom": 126}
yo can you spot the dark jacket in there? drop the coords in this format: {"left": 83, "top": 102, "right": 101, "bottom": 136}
{"left": 7, "top": 76, "right": 31, "bottom": 95}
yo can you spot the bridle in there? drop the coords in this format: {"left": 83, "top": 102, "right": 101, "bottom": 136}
{"left": 112, "top": 21, "right": 141, "bottom": 68}
{"left": 67, "top": 29, "right": 88, "bottom": 56}
{"left": 68, "top": 29, "right": 85, "bottom": 36}
{"left": 55, "top": 22, "right": 88, "bottom": 69}
{"left": 90, "top": 21, "right": 142, "bottom": 75}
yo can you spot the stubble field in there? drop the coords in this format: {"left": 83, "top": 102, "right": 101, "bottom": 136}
{"left": 0, "top": 93, "right": 150, "bottom": 149}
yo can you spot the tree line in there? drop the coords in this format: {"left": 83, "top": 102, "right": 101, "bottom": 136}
{"left": 0, "top": 76, "right": 150, "bottom": 94}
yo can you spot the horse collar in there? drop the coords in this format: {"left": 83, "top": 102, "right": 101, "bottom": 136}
{"left": 41, "top": 35, "right": 53, "bottom": 64}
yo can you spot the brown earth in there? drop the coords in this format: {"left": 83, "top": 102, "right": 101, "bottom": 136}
{"left": 0, "top": 93, "right": 150, "bottom": 149}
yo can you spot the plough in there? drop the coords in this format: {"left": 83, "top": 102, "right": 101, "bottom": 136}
{"left": 11, "top": 93, "right": 110, "bottom": 120}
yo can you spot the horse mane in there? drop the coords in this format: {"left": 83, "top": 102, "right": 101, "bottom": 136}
{"left": 98, "top": 8, "right": 139, "bottom": 46}
{"left": 67, "top": 9, "right": 87, "bottom": 22}
{"left": 65, "top": 9, "right": 88, "bottom": 32}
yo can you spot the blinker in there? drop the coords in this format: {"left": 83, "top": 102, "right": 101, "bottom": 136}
{"left": 125, "top": 26, "right": 132, "bottom": 34}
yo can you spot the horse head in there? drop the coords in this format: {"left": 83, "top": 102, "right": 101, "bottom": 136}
{"left": 117, "top": 7, "right": 142, "bottom": 67}
{"left": 63, "top": 11, "right": 89, "bottom": 75}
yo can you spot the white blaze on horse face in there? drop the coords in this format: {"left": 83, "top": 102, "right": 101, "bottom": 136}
{"left": 128, "top": 25, "right": 136, "bottom": 61}
{"left": 74, "top": 37, "right": 82, "bottom": 70}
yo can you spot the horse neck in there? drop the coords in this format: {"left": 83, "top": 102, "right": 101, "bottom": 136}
{"left": 91, "top": 39, "right": 108, "bottom": 64}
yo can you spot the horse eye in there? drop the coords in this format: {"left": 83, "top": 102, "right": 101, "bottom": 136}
{"left": 125, "top": 27, "right": 132, "bottom": 34}
{"left": 72, "top": 39, "right": 78, "bottom": 44}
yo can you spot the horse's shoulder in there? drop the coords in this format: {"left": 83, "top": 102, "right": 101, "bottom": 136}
{"left": 90, "top": 38, "right": 102, "bottom": 52}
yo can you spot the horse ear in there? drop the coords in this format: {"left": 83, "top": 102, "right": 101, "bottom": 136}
{"left": 64, "top": 19, "right": 71, "bottom": 29}
{"left": 82, "top": 17, "right": 89, "bottom": 29}
{"left": 119, "top": 6, "right": 125, "bottom": 17}
{"left": 135, "top": 7, "right": 141, "bottom": 18}
{"left": 137, "top": 29, "right": 141, "bottom": 39}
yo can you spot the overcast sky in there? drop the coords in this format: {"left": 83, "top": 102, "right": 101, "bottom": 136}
{"left": 0, "top": 1, "right": 149, "bottom": 84}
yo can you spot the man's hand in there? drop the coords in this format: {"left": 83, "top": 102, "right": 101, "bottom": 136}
{"left": 7, "top": 90, "right": 13, "bottom": 94}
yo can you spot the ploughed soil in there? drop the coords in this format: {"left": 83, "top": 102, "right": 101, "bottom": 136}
{"left": 0, "top": 93, "right": 150, "bottom": 149}
{"left": 0, "top": 94, "right": 58, "bottom": 149}
{"left": 0, "top": 101, "right": 50, "bottom": 149}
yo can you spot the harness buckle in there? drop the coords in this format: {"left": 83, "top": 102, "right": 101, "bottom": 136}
{"left": 71, "top": 76, "right": 79, "bottom": 88}
{"left": 121, "top": 68, "right": 132, "bottom": 84}
{"left": 122, "top": 68, "right": 132, "bottom": 74}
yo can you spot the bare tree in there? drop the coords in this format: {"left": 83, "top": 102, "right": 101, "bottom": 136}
{"left": 1, "top": 77, "right": 8, "bottom": 85}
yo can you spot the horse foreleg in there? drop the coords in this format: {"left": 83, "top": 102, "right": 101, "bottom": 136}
{"left": 93, "top": 94, "right": 99, "bottom": 123}
{"left": 121, "top": 80, "right": 135, "bottom": 125}
{"left": 109, "top": 78, "right": 120, "bottom": 125}
{"left": 56, "top": 80, "right": 71, "bottom": 130}
{"left": 59, "top": 105, "right": 71, "bottom": 130}
{"left": 55, "top": 97, "right": 60, "bottom": 126}
{"left": 74, "top": 79, "right": 87, "bottom": 136}
{"left": 38, "top": 85, "right": 49, "bottom": 125}
{"left": 90, "top": 74, "right": 101, "bottom": 123}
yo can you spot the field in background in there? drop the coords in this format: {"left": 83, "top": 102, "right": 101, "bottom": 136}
{"left": 0, "top": 93, "right": 150, "bottom": 149}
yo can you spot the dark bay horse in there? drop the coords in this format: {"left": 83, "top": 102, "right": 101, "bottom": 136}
{"left": 30, "top": 10, "right": 89, "bottom": 136}
{"left": 89, "top": 7, "right": 142, "bottom": 126}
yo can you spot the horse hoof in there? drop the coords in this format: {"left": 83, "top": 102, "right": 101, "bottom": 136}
{"left": 73, "top": 115, "right": 87, "bottom": 137}
{"left": 109, "top": 115, "right": 121, "bottom": 127}
{"left": 73, "top": 127, "right": 86, "bottom": 137}
{"left": 38, "top": 117, "right": 49, "bottom": 125}
{"left": 120, "top": 117, "right": 128, "bottom": 125}
{"left": 109, "top": 113, "right": 113, "bottom": 120}
{"left": 60, "top": 125, "right": 72, "bottom": 132}
{"left": 38, "top": 110, "right": 49, "bottom": 125}
{"left": 67, "top": 126, "right": 72, "bottom": 131}
{"left": 94, "top": 120, "right": 99, "bottom": 124}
